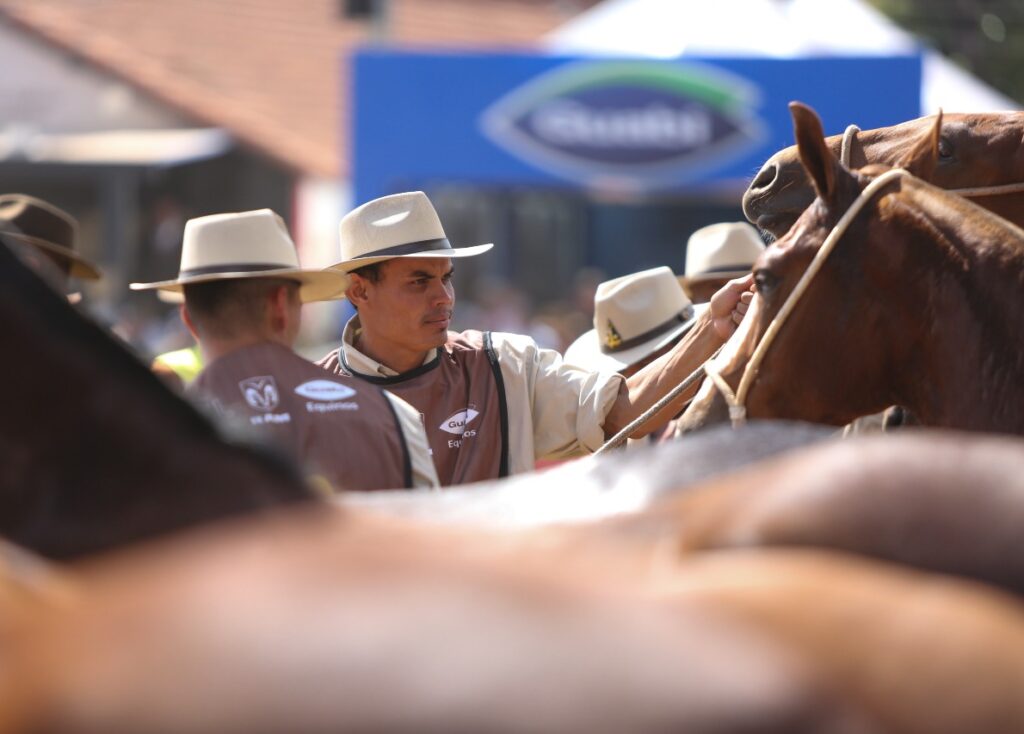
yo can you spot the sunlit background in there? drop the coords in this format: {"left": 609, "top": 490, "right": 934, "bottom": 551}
{"left": 0, "top": 0, "right": 1016, "bottom": 361}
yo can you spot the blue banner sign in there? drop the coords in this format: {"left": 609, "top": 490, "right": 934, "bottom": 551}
{"left": 351, "top": 51, "right": 921, "bottom": 202}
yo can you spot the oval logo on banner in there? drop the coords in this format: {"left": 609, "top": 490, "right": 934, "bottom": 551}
{"left": 295, "top": 379, "right": 357, "bottom": 401}
{"left": 480, "top": 61, "right": 764, "bottom": 187}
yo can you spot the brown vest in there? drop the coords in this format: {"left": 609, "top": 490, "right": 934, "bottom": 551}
{"left": 318, "top": 331, "right": 509, "bottom": 487}
{"left": 191, "top": 342, "right": 412, "bottom": 491}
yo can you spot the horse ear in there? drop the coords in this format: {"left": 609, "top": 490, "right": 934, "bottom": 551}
{"left": 898, "top": 109, "right": 942, "bottom": 179}
{"left": 790, "top": 101, "right": 843, "bottom": 203}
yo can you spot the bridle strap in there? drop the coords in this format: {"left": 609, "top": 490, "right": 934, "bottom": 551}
{"left": 841, "top": 122, "right": 1024, "bottom": 197}
{"left": 706, "top": 168, "right": 910, "bottom": 427}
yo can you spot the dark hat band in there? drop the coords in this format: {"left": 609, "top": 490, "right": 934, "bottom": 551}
{"left": 350, "top": 237, "right": 452, "bottom": 260}
{"left": 600, "top": 306, "right": 695, "bottom": 355}
{"left": 696, "top": 263, "right": 754, "bottom": 275}
{"left": 178, "top": 262, "right": 294, "bottom": 278}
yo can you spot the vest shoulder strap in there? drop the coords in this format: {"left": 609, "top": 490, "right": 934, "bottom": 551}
{"left": 381, "top": 392, "right": 413, "bottom": 488}
{"left": 483, "top": 331, "right": 510, "bottom": 478}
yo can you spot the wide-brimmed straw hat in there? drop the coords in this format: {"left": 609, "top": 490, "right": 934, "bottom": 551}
{"left": 679, "top": 222, "right": 765, "bottom": 285}
{"left": 565, "top": 266, "right": 706, "bottom": 373}
{"left": 0, "top": 194, "right": 101, "bottom": 280}
{"left": 328, "top": 191, "right": 492, "bottom": 273}
{"left": 130, "top": 209, "right": 347, "bottom": 302}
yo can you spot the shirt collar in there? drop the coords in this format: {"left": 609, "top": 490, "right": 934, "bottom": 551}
{"left": 341, "top": 315, "right": 438, "bottom": 378}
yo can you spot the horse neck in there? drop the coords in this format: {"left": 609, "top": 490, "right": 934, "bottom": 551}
{"left": 893, "top": 201, "right": 1024, "bottom": 432}
{"left": 967, "top": 192, "right": 1024, "bottom": 232}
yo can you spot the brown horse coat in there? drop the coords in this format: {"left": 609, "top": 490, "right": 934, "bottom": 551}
{"left": 743, "top": 111, "right": 1024, "bottom": 238}
{"left": 582, "top": 431, "right": 1024, "bottom": 596}
{"left": 0, "top": 508, "right": 871, "bottom": 734}
{"left": 680, "top": 103, "right": 1024, "bottom": 433}
{"left": 6, "top": 502, "right": 1024, "bottom": 733}
{"left": 0, "top": 237, "right": 313, "bottom": 559}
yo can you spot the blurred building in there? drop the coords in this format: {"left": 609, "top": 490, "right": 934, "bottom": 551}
{"left": 1, "top": 0, "right": 1015, "bottom": 350}
{"left": 0, "top": 0, "right": 599, "bottom": 316}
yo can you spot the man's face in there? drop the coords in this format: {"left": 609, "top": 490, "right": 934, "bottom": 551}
{"left": 350, "top": 257, "right": 455, "bottom": 352}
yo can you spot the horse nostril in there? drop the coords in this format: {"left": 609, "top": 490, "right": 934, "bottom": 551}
{"left": 749, "top": 162, "right": 779, "bottom": 195}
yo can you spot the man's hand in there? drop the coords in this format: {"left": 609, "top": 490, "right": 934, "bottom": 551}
{"left": 709, "top": 274, "right": 755, "bottom": 340}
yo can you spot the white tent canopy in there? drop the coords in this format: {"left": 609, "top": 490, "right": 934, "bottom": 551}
{"left": 546, "top": 0, "right": 1018, "bottom": 114}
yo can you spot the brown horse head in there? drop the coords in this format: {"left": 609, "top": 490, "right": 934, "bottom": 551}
{"left": 743, "top": 109, "right": 1024, "bottom": 238}
{"left": 679, "top": 102, "right": 1024, "bottom": 434}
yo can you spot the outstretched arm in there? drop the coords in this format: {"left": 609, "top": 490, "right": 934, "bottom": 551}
{"left": 602, "top": 275, "right": 753, "bottom": 439}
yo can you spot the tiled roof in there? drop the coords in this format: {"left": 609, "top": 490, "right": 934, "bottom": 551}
{"left": 0, "top": 0, "right": 597, "bottom": 177}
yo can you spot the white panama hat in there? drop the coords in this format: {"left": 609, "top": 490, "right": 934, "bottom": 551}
{"left": 565, "top": 266, "right": 706, "bottom": 374}
{"left": 680, "top": 221, "right": 765, "bottom": 285}
{"left": 130, "top": 209, "right": 348, "bottom": 303}
{"left": 329, "top": 191, "right": 492, "bottom": 272}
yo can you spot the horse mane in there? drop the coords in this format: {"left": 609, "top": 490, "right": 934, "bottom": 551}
{"left": 876, "top": 173, "right": 1024, "bottom": 424}
{"left": 900, "top": 174, "right": 1024, "bottom": 251}
{"left": 0, "top": 237, "right": 313, "bottom": 559}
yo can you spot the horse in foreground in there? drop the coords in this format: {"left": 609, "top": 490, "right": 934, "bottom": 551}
{"left": 6, "top": 461, "right": 1024, "bottom": 732}
{"left": 680, "top": 103, "right": 1024, "bottom": 434}
{"left": 0, "top": 236, "right": 312, "bottom": 559}
{"left": 743, "top": 110, "right": 1024, "bottom": 238}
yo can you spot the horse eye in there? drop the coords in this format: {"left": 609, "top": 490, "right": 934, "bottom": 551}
{"left": 754, "top": 269, "right": 779, "bottom": 295}
{"left": 937, "top": 138, "right": 953, "bottom": 160}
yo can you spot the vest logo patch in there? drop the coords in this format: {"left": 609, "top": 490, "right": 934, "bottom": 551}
{"left": 440, "top": 407, "right": 480, "bottom": 435}
{"left": 239, "top": 376, "right": 279, "bottom": 412}
{"left": 295, "top": 379, "right": 356, "bottom": 401}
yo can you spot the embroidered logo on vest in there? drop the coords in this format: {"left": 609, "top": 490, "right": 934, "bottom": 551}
{"left": 239, "top": 376, "right": 279, "bottom": 412}
{"left": 440, "top": 407, "right": 480, "bottom": 435}
{"left": 295, "top": 379, "right": 356, "bottom": 401}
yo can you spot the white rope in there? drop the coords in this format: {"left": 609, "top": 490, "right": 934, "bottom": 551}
{"left": 840, "top": 124, "right": 860, "bottom": 167}
{"left": 950, "top": 181, "right": 1024, "bottom": 197}
{"left": 708, "top": 168, "right": 910, "bottom": 427}
{"left": 594, "top": 347, "right": 722, "bottom": 455}
{"left": 598, "top": 124, "right": 1024, "bottom": 445}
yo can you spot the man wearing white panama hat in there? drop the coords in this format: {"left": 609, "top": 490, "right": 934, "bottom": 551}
{"left": 565, "top": 267, "right": 708, "bottom": 378}
{"left": 679, "top": 222, "right": 765, "bottom": 304}
{"left": 132, "top": 209, "right": 439, "bottom": 492}
{"left": 318, "top": 192, "right": 751, "bottom": 486}
{"left": 565, "top": 267, "right": 712, "bottom": 449}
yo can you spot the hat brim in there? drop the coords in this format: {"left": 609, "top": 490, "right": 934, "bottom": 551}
{"left": 2, "top": 232, "right": 102, "bottom": 280}
{"left": 327, "top": 243, "right": 493, "bottom": 273}
{"left": 156, "top": 289, "right": 185, "bottom": 305}
{"left": 130, "top": 267, "right": 350, "bottom": 303}
{"left": 678, "top": 271, "right": 750, "bottom": 286}
{"left": 564, "top": 303, "right": 709, "bottom": 374}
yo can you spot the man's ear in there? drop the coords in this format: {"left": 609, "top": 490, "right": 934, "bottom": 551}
{"left": 179, "top": 303, "right": 199, "bottom": 341}
{"left": 897, "top": 109, "right": 942, "bottom": 179}
{"left": 267, "top": 284, "right": 296, "bottom": 332}
{"left": 346, "top": 273, "right": 369, "bottom": 308}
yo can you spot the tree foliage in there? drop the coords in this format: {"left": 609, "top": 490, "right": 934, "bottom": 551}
{"left": 868, "top": 0, "right": 1024, "bottom": 104}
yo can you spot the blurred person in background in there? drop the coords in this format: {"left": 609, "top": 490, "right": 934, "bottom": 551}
{"left": 679, "top": 222, "right": 765, "bottom": 304}
{"left": 131, "top": 209, "right": 438, "bottom": 493}
{"left": 564, "top": 267, "right": 709, "bottom": 449}
{"left": 564, "top": 267, "right": 707, "bottom": 379}
{"left": 319, "top": 191, "right": 751, "bottom": 487}
{"left": 0, "top": 194, "right": 101, "bottom": 303}
{"left": 148, "top": 289, "right": 204, "bottom": 391}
